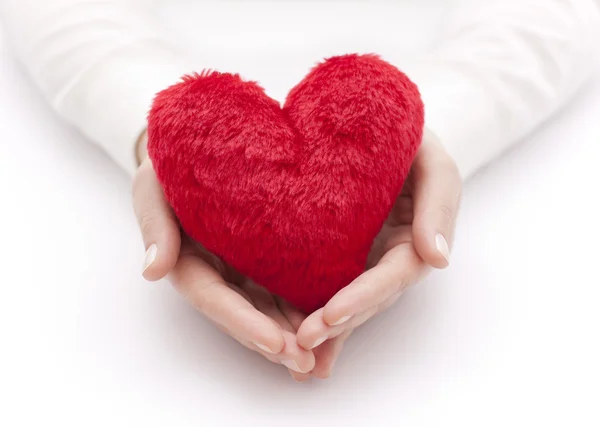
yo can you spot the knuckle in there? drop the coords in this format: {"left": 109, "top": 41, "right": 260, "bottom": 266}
{"left": 363, "top": 269, "right": 384, "bottom": 290}
{"left": 371, "top": 262, "right": 403, "bottom": 295}
{"left": 138, "top": 211, "right": 156, "bottom": 238}
{"left": 439, "top": 203, "right": 454, "bottom": 223}
{"left": 390, "top": 276, "right": 408, "bottom": 295}
{"left": 380, "top": 257, "right": 399, "bottom": 268}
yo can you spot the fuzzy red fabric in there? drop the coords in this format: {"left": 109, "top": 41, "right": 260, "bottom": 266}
{"left": 148, "top": 54, "right": 424, "bottom": 313}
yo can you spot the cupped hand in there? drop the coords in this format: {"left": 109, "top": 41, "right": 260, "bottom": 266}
{"left": 132, "top": 142, "right": 315, "bottom": 378}
{"left": 295, "top": 129, "right": 463, "bottom": 380}
{"left": 132, "top": 128, "right": 461, "bottom": 382}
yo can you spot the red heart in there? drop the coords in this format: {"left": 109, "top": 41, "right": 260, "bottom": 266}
{"left": 148, "top": 54, "right": 423, "bottom": 313}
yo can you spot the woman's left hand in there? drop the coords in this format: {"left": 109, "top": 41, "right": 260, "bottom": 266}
{"left": 293, "top": 129, "right": 463, "bottom": 380}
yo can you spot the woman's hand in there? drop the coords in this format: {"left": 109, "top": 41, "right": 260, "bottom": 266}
{"left": 132, "top": 128, "right": 461, "bottom": 382}
{"left": 295, "top": 129, "right": 463, "bottom": 379}
{"left": 132, "top": 137, "right": 315, "bottom": 377}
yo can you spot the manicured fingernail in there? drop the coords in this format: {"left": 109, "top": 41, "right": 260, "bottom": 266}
{"left": 435, "top": 234, "right": 450, "bottom": 263}
{"left": 281, "top": 360, "right": 308, "bottom": 373}
{"left": 253, "top": 342, "right": 276, "bottom": 354}
{"left": 310, "top": 336, "right": 327, "bottom": 349}
{"left": 291, "top": 373, "right": 309, "bottom": 383}
{"left": 330, "top": 315, "right": 352, "bottom": 326}
{"left": 143, "top": 244, "right": 158, "bottom": 273}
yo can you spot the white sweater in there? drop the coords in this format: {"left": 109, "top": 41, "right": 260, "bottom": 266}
{"left": 0, "top": 0, "right": 599, "bottom": 177}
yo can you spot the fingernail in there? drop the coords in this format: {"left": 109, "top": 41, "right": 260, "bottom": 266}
{"left": 253, "top": 342, "right": 276, "bottom": 354}
{"left": 281, "top": 360, "right": 308, "bottom": 373}
{"left": 143, "top": 244, "right": 158, "bottom": 273}
{"left": 435, "top": 234, "right": 450, "bottom": 263}
{"left": 330, "top": 315, "right": 352, "bottom": 326}
{"left": 309, "top": 336, "right": 327, "bottom": 350}
{"left": 291, "top": 373, "right": 309, "bottom": 383}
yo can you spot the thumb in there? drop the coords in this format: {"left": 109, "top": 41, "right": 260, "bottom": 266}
{"left": 411, "top": 130, "right": 462, "bottom": 269}
{"left": 132, "top": 160, "right": 181, "bottom": 281}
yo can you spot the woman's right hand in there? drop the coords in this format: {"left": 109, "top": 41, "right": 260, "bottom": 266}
{"left": 132, "top": 142, "right": 315, "bottom": 379}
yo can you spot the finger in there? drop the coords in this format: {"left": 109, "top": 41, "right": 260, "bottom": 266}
{"left": 169, "top": 254, "right": 285, "bottom": 355}
{"left": 310, "top": 292, "right": 401, "bottom": 379}
{"left": 289, "top": 371, "right": 312, "bottom": 383}
{"left": 210, "top": 281, "right": 314, "bottom": 375}
{"left": 367, "top": 224, "right": 411, "bottom": 269}
{"left": 298, "top": 287, "right": 402, "bottom": 373}
{"left": 216, "top": 324, "right": 281, "bottom": 364}
{"left": 297, "top": 308, "right": 329, "bottom": 350}
{"left": 235, "top": 281, "right": 316, "bottom": 374}
{"left": 297, "top": 306, "right": 377, "bottom": 350}
{"left": 132, "top": 160, "right": 181, "bottom": 281}
{"left": 239, "top": 281, "right": 294, "bottom": 333}
{"left": 411, "top": 129, "right": 462, "bottom": 269}
{"left": 241, "top": 330, "right": 315, "bottom": 375}
{"left": 381, "top": 225, "right": 413, "bottom": 253}
{"left": 311, "top": 330, "right": 352, "bottom": 379}
{"left": 275, "top": 296, "right": 307, "bottom": 332}
{"left": 278, "top": 330, "right": 315, "bottom": 374}
{"left": 298, "top": 283, "right": 405, "bottom": 355}
{"left": 272, "top": 296, "right": 312, "bottom": 381}
{"left": 321, "top": 243, "right": 425, "bottom": 327}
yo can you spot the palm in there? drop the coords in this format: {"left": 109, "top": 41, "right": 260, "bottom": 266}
{"left": 136, "top": 131, "right": 461, "bottom": 382}
{"left": 183, "top": 238, "right": 313, "bottom": 380}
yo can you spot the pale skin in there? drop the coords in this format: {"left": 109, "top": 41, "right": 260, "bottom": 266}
{"left": 133, "top": 128, "right": 462, "bottom": 382}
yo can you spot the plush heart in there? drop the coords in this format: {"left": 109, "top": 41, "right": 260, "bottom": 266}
{"left": 148, "top": 54, "right": 424, "bottom": 313}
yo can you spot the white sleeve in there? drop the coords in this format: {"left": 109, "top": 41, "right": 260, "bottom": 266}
{"left": 404, "top": 0, "right": 600, "bottom": 179}
{"left": 2, "top": 0, "right": 599, "bottom": 178}
{"left": 0, "top": 0, "right": 192, "bottom": 175}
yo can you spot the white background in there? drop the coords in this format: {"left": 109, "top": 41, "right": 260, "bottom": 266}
{"left": 1, "top": 1, "right": 600, "bottom": 426}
